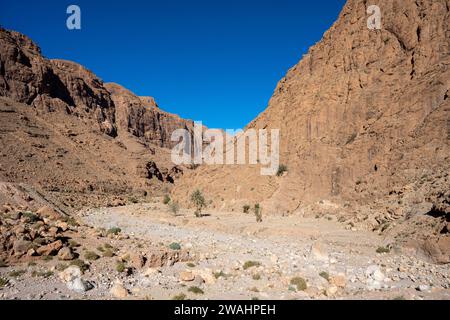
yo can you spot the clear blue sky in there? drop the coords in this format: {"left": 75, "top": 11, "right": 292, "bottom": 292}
{"left": 1, "top": 0, "right": 346, "bottom": 129}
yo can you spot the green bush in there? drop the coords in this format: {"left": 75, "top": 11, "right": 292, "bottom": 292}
{"left": 276, "top": 164, "right": 288, "bottom": 177}
{"left": 243, "top": 261, "right": 261, "bottom": 270}
{"left": 290, "top": 277, "right": 307, "bottom": 291}
{"left": 163, "top": 195, "right": 171, "bottom": 205}
{"left": 190, "top": 189, "right": 206, "bottom": 217}
{"left": 169, "top": 242, "right": 181, "bottom": 250}
{"left": 116, "top": 261, "right": 127, "bottom": 273}
{"left": 107, "top": 227, "right": 122, "bottom": 235}
{"left": 188, "top": 286, "right": 204, "bottom": 295}
{"left": 376, "top": 246, "right": 390, "bottom": 254}
{"left": 172, "top": 293, "right": 187, "bottom": 300}
{"left": 84, "top": 251, "right": 100, "bottom": 261}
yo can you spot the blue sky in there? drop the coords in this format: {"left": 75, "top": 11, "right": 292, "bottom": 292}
{"left": 1, "top": 0, "right": 346, "bottom": 129}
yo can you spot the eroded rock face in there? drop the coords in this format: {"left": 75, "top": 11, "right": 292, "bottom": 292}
{"left": 0, "top": 28, "right": 117, "bottom": 137}
{"left": 172, "top": 0, "right": 449, "bottom": 246}
{"left": 105, "top": 82, "right": 194, "bottom": 148}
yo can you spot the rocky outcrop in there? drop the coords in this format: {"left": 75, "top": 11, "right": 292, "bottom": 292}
{"left": 105, "top": 83, "right": 194, "bottom": 148}
{"left": 0, "top": 28, "right": 117, "bottom": 137}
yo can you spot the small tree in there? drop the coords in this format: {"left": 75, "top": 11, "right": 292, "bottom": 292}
{"left": 169, "top": 201, "right": 180, "bottom": 216}
{"left": 254, "top": 204, "right": 262, "bottom": 223}
{"left": 191, "top": 189, "right": 206, "bottom": 218}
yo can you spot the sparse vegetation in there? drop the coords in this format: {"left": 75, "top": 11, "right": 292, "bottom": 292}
{"left": 188, "top": 286, "right": 204, "bottom": 295}
{"left": 376, "top": 246, "right": 390, "bottom": 254}
{"left": 187, "top": 262, "right": 196, "bottom": 268}
{"left": 70, "top": 259, "right": 89, "bottom": 272}
{"left": 116, "top": 260, "right": 127, "bottom": 273}
{"left": 0, "top": 259, "right": 7, "bottom": 268}
{"left": 169, "top": 201, "right": 180, "bottom": 216}
{"left": 191, "top": 189, "right": 206, "bottom": 217}
{"left": 42, "top": 255, "right": 53, "bottom": 261}
{"left": 254, "top": 204, "right": 263, "bottom": 223}
{"left": 243, "top": 261, "right": 261, "bottom": 270}
{"left": 252, "top": 273, "right": 261, "bottom": 280}
{"left": 243, "top": 205, "right": 250, "bottom": 214}
{"left": 32, "top": 270, "right": 53, "bottom": 278}
{"left": 68, "top": 240, "right": 80, "bottom": 248}
{"left": 163, "top": 195, "right": 171, "bottom": 205}
{"left": 169, "top": 242, "right": 181, "bottom": 250}
{"left": 213, "top": 271, "right": 227, "bottom": 279}
{"left": 107, "top": 227, "right": 122, "bottom": 235}
{"left": 128, "top": 196, "right": 139, "bottom": 204}
{"left": 21, "top": 211, "right": 39, "bottom": 222}
{"left": 84, "top": 251, "right": 100, "bottom": 261}
{"left": 56, "top": 263, "right": 68, "bottom": 271}
{"left": 172, "top": 293, "right": 187, "bottom": 300}
{"left": 276, "top": 164, "right": 288, "bottom": 177}
{"left": 103, "top": 249, "right": 115, "bottom": 258}
{"left": 319, "top": 271, "right": 330, "bottom": 282}
{"left": 290, "top": 277, "right": 307, "bottom": 291}
{"left": 8, "top": 270, "right": 26, "bottom": 277}
{"left": 27, "top": 262, "right": 36, "bottom": 267}
{"left": 0, "top": 277, "right": 8, "bottom": 287}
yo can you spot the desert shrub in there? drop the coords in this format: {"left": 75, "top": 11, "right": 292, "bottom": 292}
{"left": 0, "top": 259, "right": 7, "bottom": 268}
{"left": 97, "top": 246, "right": 105, "bottom": 252}
{"left": 128, "top": 196, "right": 139, "bottom": 204}
{"left": 252, "top": 273, "right": 261, "bottom": 280}
{"left": 187, "top": 262, "right": 196, "bottom": 268}
{"left": 276, "top": 164, "right": 288, "bottom": 177}
{"left": 116, "top": 261, "right": 127, "bottom": 273}
{"left": 42, "top": 255, "right": 53, "bottom": 261}
{"left": 290, "top": 277, "right": 307, "bottom": 291}
{"left": 103, "top": 249, "right": 115, "bottom": 258}
{"left": 243, "top": 261, "right": 261, "bottom": 270}
{"left": 70, "top": 259, "right": 89, "bottom": 272}
{"left": 84, "top": 251, "right": 100, "bottom": 261}
{"left": 163, "top": 195, "right": 171, "bottom": 205}
{"left": 376, "top": 246, "right": 390, "bottom": 254}
{"left": 319, "top": 271, "right": 330, "bottom": 282}
{"left": 169, "top": 201, "right": 180, "bottom": 215}
{"left": 169, "top": 242, "right": 181, "bottom": 250}
{"left": 8, "top": 270, "right": 26, "bottom": 278}
{"left": 0, "top": 277, "right": 8, "bottom": 287}
{"left": 56, "top": 263, "right": 68, "bottom": 272}
{"left": 68, "top": 240, "right": 80, "bottom": 248}
{"left": 254, "top": 204, "right": 263, "bottom": 223}
{"left": 190, "top": 189, "right": 206, "bottom": 217}
{"left": 213, "top": 271, "right": 227, "bottom": 279}
{"left": 32, "top": 271, "right": 53, "bottom": 278}
{"left": 21, "top": 211, "right": 39, "bottom": 222}
{"left": 243, "top": 205, "right": 250, "bottom": 214}
{"left": 172, "top": 293, "right": 187, "bottom": 300}
{"left": 107, "top": 227, "right": 122, "bottom": 235}
{"left": 188, "top": 286, "right": 204, "bottom": 295}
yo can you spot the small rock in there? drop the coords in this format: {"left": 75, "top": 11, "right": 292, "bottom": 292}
{"left": 180, "top": 271, "right": 195, "bottom": 282}
{"left": 416, "top": 285, "right": 430, "bottom": 292}
{"left": 326, "top": 286, "right": 338, "bottom": 296}
{"left": 57, "top": 247, "right": 75, "bottom": 261}
{"left": 67, "top": 278, "right": 94, "bottom": 293}
{"left": 110, "top": 281, "right": 129, "bottom": 298}
{"left": 310, "top": 242, "right": 329, "bottom": 262}
{"left": 330, "top": 275, "right": 347, "bottom": 288}
{"left": 37, "top": 240, "right": 63, "bottom": 256}
{"left": 59, "top": 266, "right": 82, "bottom": 282}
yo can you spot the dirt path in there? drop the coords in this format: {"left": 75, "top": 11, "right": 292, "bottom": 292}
{"left": 78, "top": 203, "right": 450, "bottom": 300}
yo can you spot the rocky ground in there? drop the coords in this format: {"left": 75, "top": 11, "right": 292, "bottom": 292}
{"left": 1, "top": 200, "right": 449, "bottom": 300}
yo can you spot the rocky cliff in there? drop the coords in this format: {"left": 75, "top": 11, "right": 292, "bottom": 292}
{"left": 172, "top": 0, "right": 449, "bottom": 260}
